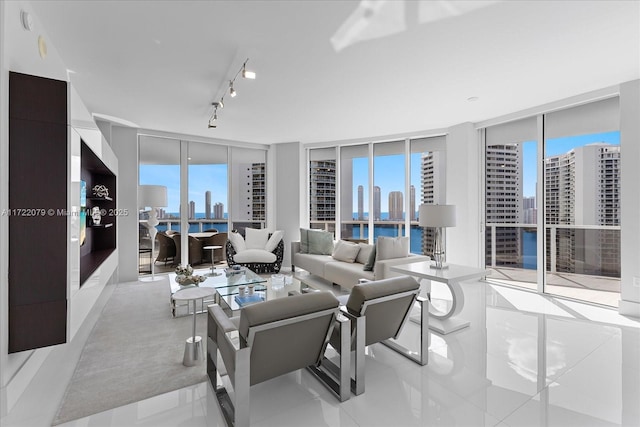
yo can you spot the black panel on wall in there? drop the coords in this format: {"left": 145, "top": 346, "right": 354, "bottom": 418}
{"left": 80, "top": 140, "right": 117, "bottom": 285}
{"left": 8, "top": 72, "right": 68, "bottom": 353}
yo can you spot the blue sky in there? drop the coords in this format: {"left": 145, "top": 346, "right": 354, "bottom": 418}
{"left": 140, "top": 164, "right": 227, "bottom": 213}
{"left": 522, "top": 130, "right": 620, "bottom": 197}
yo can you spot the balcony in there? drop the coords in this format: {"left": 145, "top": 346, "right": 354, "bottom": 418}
{"left": 486, "top": 223, "right": 621, "bottom": 307}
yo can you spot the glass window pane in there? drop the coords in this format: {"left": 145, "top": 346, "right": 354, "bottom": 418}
{"left": 139, "top": 136, "right": 180, "bottom": 274}
{"left": 544, "top": 129, "right": 621, "bottom": 306}
{"left": 309, "top": 148, "right": 336, "bottom": 234}
{"left": 411, "top": 138, "right": 446, "bottom": 255}
{"left": 340, "top": 144, "right": 368, "bottom": 241}
{"left": 373, "top": 141, "right": 405, "bottom": 241}
{"left": 187, "top": 142, "right": 228, "bottom": 233}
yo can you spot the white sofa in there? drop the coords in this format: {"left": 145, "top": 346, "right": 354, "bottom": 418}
{"left": 291, "top": 241, "right": 430, "bottom": 290}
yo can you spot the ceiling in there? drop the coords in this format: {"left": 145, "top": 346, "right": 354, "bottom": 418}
{"left": 29, "top": 0, "right": 640, "bottom": 145}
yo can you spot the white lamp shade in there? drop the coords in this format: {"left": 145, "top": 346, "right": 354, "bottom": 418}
{"left": 418, "top": 204, "right": 456, "bottom": 228}
{"left": 138, "top": 185, "right": 168, "bottom": 208}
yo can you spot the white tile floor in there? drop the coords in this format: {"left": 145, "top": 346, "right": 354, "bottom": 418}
{"left": 7, "top": 279, "right": 640, "bottom": 427}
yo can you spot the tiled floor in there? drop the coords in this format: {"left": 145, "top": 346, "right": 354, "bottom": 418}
{"left": 6, "top": 276, "right": 640, "bottom": 427}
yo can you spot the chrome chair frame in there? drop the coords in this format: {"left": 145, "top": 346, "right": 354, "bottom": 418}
{"left": 335, "top": 289, "right": 428, "bottom": 396}
{"left": 207, "top": 304, "right": 350, "bottom": 427}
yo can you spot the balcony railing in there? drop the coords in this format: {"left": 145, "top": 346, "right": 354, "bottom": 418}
{"left": 486, "top": 222, "right": 621, "bottom": 278}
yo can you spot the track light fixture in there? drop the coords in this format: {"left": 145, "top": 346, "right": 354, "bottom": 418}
{"left": 207, "top": 58, "right": 256, "bottom": 129}
{"left": 242, "top": 61, "right": 256, "bottom": 79}
{"left": 208, "top": 102, "right": 220, "bottom": 128}
{"left": 229, "top": 80, "right": 237, "bottom": 98}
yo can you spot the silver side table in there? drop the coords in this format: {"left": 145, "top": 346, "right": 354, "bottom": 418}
{"left": 172, "top": 287, "right": 217, "bottom": 366}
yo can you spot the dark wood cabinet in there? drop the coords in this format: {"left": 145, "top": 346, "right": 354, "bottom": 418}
{"left": 8, "top": 72, "right": 68, "bottom": 353}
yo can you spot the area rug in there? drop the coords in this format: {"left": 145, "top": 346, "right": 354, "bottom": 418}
{"left": 52, "top": 278, "right": 208, "bottom": 425}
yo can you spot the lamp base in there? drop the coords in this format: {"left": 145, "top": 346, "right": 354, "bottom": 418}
{"left": 429, "top": 263, "right": 449, "bottom": 270}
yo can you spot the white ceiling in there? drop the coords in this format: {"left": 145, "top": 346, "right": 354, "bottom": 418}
{"left": 29, "top": 0, "right": 640, "bottom": 145}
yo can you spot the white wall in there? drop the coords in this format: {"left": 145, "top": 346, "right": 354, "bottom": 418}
{"left": 446, "top": 123, "right": 482, "bottom": 267}
{"left": 619, "top": 80, "right": 640, "bottom": 317}
{"left": 274, "top": 142, "right": 301, "bottom": 269}
{"left": 109, "top": 125, "right": 139, "bottom": 282}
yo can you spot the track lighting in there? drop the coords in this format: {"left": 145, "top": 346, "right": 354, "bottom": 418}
{"left": 208, "top": 58, "right": 256, "bottom": 128}
{"left": 208, "top": 112, "right": 217, "bottom": 129}
{"left": 242, "top": 62, "right": 256, "bottom": 79}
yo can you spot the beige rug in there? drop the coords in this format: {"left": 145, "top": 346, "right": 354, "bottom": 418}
{"left": 53, "top": 278, "right": 208, "bottom": 425}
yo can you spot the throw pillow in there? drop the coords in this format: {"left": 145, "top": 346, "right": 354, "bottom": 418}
{"left": 264, "top": 230, "right": 284, "bottom": 252}
{"left": 363, "top": 245, "right": 376, "bottom": 271}
{"left": 245, "top": 228, "right": 270, "bottom": 249}
{"left": 355, "top": 243, "right": 374, "bottom": 264}
{"left": 300, "top": 228, "right": 309, "bottom": 253}
{"left": 376, "top": 236, "right": 409, "bottom": 260}
{"left": 307, "top": 229, "right": 334, "bottom": 255}
{"left": 229, "top": 231, "right": 247, "bottom": 253}
{"left": 332, "top": 240, "right": 361, "bottom": 263}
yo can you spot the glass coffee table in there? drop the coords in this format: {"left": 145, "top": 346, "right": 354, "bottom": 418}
{"left": 170, "top": 267, "right": 267, "bottom": 316}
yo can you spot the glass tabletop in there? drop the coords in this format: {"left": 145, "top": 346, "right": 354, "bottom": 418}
{"left": 169, "top": 267, "right": 267, "bottom": 296}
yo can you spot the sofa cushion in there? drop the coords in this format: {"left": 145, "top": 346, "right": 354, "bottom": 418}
{"left": 355, "top": 243, "right": 374, "bottom": 265}
{"left": 376, "top": 236, "right": 409, "bottom": 261}
{"left": 234, "top": 249, "right": 277, "bottom": 263}
{"left": 229, "top": 231, "right": 247, "bottom": 253}
{"left": 363, "top": 245, "right": 377, "bottom": 271}
{"left": 264, "top": 230, "right": 284, "bottom": 252}
{"left": 292, "top": 252, "right": 334, "bottom": 277}
{"left": 325, "top": 261, "right": 375, "bottom": 289}
{"left": 307, "top": 229, "right": 334, "bottom": 255}
{"left": 332, "top": 240, "right": 361, "bottom": 263}
{"left": 245, "top": 228, "right": 270, "bottom": 249}
{"left": 300, "top": 228, "right": 309, "bottom": 253}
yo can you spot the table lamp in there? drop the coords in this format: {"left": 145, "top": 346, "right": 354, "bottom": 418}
{"left": 419, "top": 204, "right": 456, "bottom": 269}
{"left": 139, "top": 185, "right": 168, "bottom": 281}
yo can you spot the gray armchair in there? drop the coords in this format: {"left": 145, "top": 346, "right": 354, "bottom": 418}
{"left": 328, "top": 275, "right": 428, "bottom": 396}
{"left": 207, "top": 291, "right": 350, "bottom": 427}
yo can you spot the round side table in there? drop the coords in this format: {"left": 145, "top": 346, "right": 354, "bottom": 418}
{"left": 203, "top": 245, "right": 223, "bottom": 276}
{"left": 172, "top": 287, "right": 217, "bottom": 366}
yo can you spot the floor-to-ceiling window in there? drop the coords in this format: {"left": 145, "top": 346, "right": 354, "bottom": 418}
{"left": 187, "top": 142, "right": 228, "bottom": 233}
{"left": 340, "top": 144, "right": 370, "bottom": 241}
{"left": 309, "top": 148, "right": 337, "bottom": 234}
{"left": 411, "top": 136, "right": 446, "bottom": 256}
{"left": 543, "top": 98, "right": 621, "bottom": 307}
{"left": 139, "top": 136, "right": 181, "bottom": 272}
{"left": 138, "top": 137, "right": 266, "bottom": 274}
{"left": 484, "top": 117, "right": 538, "bottom": 291}
{"left": 230, "top": 147, "right": 267, "bottom": 232}
{"left": 373, "top": 140, "right": 405, "bottom": 241}
{"left": 483, "top": 97, "right": 621, "bottom": 307}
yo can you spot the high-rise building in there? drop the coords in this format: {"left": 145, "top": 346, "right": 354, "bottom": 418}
{"left": 421, "top": 152, "right": 446, "bottom": 255}
{"left": 251, "top": 163, "right": 266, "bottom": 221}
{"left": 373, "top": 186, "right": 381, "bottom": 221}
{"left": 205, "top": 191, "right": 212, "bottom": 219}
{"left": 214, "top": 202, "right": 224, "bottom": 219}
{"left": 357, "top": 185, "right": 364, "bottom": 220}
{"left": 410, "top": 185, "right": 416, "bottom": 221}
{"left": 484, "top": 144, "right": 523, "bottom": 266}
{"left": 309, "top": 160, "right": 336, "bottom": 221}
{"left": 545, "top": 143, "right": 620, "bottom": 276}
{"left": 188, "top": 201, "right": 195, "bottom": 219}
{"left": 523, "top": 196, "right": 537, "bottom": 224}
{"left": 388, "top": 191, "right": 403, "bottom": 220}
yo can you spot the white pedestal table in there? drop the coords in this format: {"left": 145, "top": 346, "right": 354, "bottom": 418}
{"left": 391, "top": 262, "right": 489, "bottom": 334}
{"left": 172, "top": 287, "right": 217, "bottom": 366}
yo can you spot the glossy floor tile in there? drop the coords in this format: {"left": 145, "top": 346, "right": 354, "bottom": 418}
{"left": 5, "top": 280, "right": 640, "bottom": 427}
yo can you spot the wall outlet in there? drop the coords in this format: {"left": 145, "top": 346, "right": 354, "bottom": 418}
{"left": 634, "top": 276, "right": 640, "bottom": 288}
